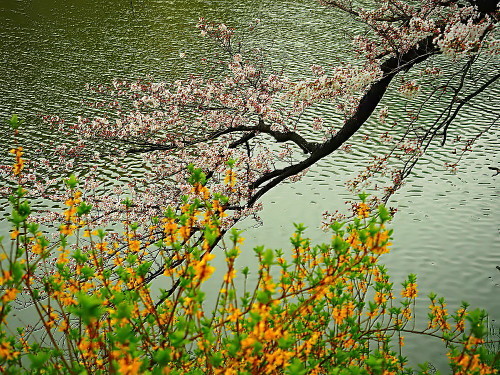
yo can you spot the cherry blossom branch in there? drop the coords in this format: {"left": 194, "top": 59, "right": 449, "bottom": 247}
{"left": 33, "top": 2, "right": 497, "bottom": 230}
{"left": 126, "top": 117, "right": 319, "bottom": 154}
{"left": 249, "top": 35, "right": 439, "bottom": 206}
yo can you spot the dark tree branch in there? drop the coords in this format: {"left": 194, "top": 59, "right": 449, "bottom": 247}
{"left": 439, "top": 72, "right": 500, "bottom": 145}
{"left": 418, "top": 57, "right": 477, "bottom": 150}
{"left": 127, "top": 117, "right": 319, "bottom": 154}
{"left": 229, "top": 132, "right": 257, "bottom": 148}
{"left": 248, "top": 35, "right": 439, "bottom": 206}
{"left": 489, "top": 167, "right": 500, "bottom": 176}
{"left": 126, "top": 125, "right": 261, "bottom": 153}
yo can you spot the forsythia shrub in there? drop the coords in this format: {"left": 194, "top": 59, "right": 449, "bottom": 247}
{"left": 1, "top": 132, "right": 498, "bottom": 374}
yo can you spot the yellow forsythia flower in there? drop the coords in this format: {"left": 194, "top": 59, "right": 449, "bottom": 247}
{"left": 10, "top": 147, "right": 24, "bottom": 176}
{"left": 1, "top": 288, "right": 19, "bottom": 303}
{"left": 224, "top": 169, "right": 237, "bottom": 187}
{"left": 401, "top": 283, "right": 418, "bottom": 299}
{"left": 0, "top": 341, "right": 20, "bottom": 360}
{"left": 356, "top": 202, "right": 370, "bottom": 218}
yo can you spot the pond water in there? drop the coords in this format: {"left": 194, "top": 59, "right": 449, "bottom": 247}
{"left": 0, "top": 0, "right": 499, "bottom": 371}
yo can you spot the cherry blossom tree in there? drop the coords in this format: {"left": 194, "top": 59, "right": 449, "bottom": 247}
{"left": 10, "top": 0, "right": 500, "bottom": 230}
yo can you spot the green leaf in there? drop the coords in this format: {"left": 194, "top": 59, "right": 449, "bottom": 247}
{"left": 378, "top": 204, "right": 392, "bottom": 222}
{"left": 466, "top": 308, "right": 487, "bottom": 338}
{"left": 204, "top": 226, "right": 219, "bottom": 246}
{"left": 256, "top": 290, "right": 270, "bottom": 304}
{"left": 262, "top": 248, "right": 274, "bottom": 266}
{"left": 154, "top": 348, "right": 172, "bottom": 365}
{"left": 187, "top": 164, "right": 207, "bottom": 185}
{"left": 73, "top": 293, "right": 103, "bottom": 325}
{"left": 65, "top": 174, "right": 79, "bottom": 189}
{"left": 28, "top": 352, "right": 50, "bottom": 370}
{"left": 121, "top": 197, "right": 134, "bottom": 207}
{"left": 18, "top": 201, "right": 31, "bottom": 217}
{"left": 8, "top": 114, "right": 22, "bottom": 130}
{"left": 330, "top": 222, "right": 344, "bottom": 233}
{"left": 358, "top": 192, "right": 369, "bottom": 202}
{"left": 225, "top": 158, "right": 237, "bottom": 168}
{"left": 278, "top": 336, "right": 294, "bottom": 350}
{"left": 76, "top": 202, "right": 92, "bottom": 216}
{"left": 293, "top": 223, "right": 307, "bottom": 234}
{"left": 80, "top": 266, "right": 95, "bottom": 279}
{"left": 126, "top": 254, "right": 138, "bottom": 265}
{"left": 227, "top": 341, "right": 240, "bottom": 357}
{"left": 365, "top": 355, "right": 384, "bottom": 375}
{"left": 169, "top": 331, "right": 186, "bottom": 348}
{"left": 95, "top": 229, "right": 106, "bottom": 240}
{"left": 27, "top": 223, "right": 40, "bottom": 235}
{"left": 286, "top": 358, "right": 307, "bottom": 375}
{"left": 14, "top": 186, "right": 27, "bottom": 198}
{"left": 10, "top": 210, "right": 28, "bottom": 225}
{"left": 136, "top": 261, "right": 153, "bottom": 277}
{"left": 115, "top": 325, "right": 134, "bottom": 343}
{"left": 11, "top": 262, "right": 25, "bottom": 283}
{"left": 72, "top": 248, "right": 88, "bottom": 264}
{"left": 209, "top": 352, "right": 224, "bottom": 367}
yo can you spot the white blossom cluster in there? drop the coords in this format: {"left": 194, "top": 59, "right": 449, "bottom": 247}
{"left": 435, "top": 15, "right": 493, "bottom": 58}
{"left": 23, "top": 1, "right": 498, "bottom": 228}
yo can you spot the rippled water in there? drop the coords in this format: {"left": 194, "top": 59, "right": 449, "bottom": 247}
{"left": 1, "top": 0, "right": 499, "bottom": 371}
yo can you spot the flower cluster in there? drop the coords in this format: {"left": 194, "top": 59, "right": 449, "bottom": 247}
{"left": 435, "top": 8, "right": 494, "bottom": 58}
{"left": 1, "top": 156, "right": 497, "bottom": 374}
{"left": 9, "top": 147, "right": 24, "bottom": 176}
{"left": 22, "top": 1, "right": 497, "bottom": 231}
